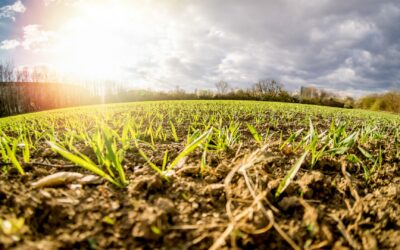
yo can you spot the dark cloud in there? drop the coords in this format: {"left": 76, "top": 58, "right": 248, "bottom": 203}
{"left": 161, "top": 0, "right": 400, "bottom": 95}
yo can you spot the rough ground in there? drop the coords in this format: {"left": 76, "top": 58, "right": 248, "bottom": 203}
{"left": 1, "top": 143, "right": 399, "bottom": 249}
{"left": 0, "top": 101, "right": 399, "bottom": 249}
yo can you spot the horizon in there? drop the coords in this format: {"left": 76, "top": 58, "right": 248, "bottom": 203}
{"left": 0, "top": 0, "right": 399, "bottom": 97}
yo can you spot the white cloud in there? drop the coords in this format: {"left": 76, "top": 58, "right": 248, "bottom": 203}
{"left": 323, "top": 68, "right": 358, "bottom": 83}
{"left": 0, "top": 39, "right": 20, "bottom": 49}
{"left": 42, "top": 0, "right": 82, "bottom": 7}
{"left": 21, "top": 25, "right": 55, "bottom": 51}
{"left": 1, "top": 25, "right": 55, "bottom": 52}
{"left": 0, "top": 1, "right": 26, "bottom": 21}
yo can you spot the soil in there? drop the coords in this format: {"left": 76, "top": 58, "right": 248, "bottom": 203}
{"left": 1, "top": 104, "right": 399, "bottom": 250}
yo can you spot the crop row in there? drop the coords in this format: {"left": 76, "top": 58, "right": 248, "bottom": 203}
{"left": 0, "top": 101, "right": 399, "bottom": 193}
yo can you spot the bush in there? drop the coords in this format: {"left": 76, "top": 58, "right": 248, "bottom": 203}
{"left": 357, "top": 91, "right": 400, "bottom": 113}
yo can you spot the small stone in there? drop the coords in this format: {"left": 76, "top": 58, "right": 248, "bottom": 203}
{"left": 155, "top": 198, "right": 175, "bottom": 213}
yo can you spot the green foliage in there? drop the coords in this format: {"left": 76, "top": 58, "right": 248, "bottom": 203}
{"left": 275, "top": 151, "right": 308, "bottom": 198}
{"left": 358, "top": 91, "right": 400, "bottom": 113}
{"left": 167, "top": 129, "right": 212, "bottom": 171}
{"left": 170, "top": 121, "right": 179, "bottom": 142}
{"left": 0, "top": 100, "right": 398, "bottom": 188}
{"left": 47, "top": 141, "right": 124, "bottom": 187}
{"left": 1, "top": 138, "right": 25, "bottom": 175}
{"left": 247, "top": 123, "right": 262, "bottom": 144}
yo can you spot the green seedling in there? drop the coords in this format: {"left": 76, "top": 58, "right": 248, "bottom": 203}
{"left": 280, "top": 128, "right": 304, "bottom": 151}
{"left": 170, "top": 121, "right": 179, "bottom": 142}
{"left": 167, "top": 128, "right": 212, "bottom": 171}
{"left": 47, "top": 141, "right": 124, "bottom": 187}
{"left": 247, "top": 123, "right": 262, "bottom": 144}
{"left": 275, "top": 150, "right": 308, "bottom": 198}
{"left": 2, "top": 139, "right": 24, "bottom": 175}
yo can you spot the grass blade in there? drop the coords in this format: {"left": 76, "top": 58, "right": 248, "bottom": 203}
{"left": 47, "top": 141, "right": 121, "bottom": 187}
{"left": 4, "top": 140, "right": 25, "bottom": 175}
{"left": 138, "top": 148, "right": 167, "bottom": 180}
{"left": 358, "top": 146, "right": 372, "bottom": 159}
{"left": 275, "top": 151, "right": 308, "bottom": 198}
{"left": 103, "top": 130, "right": 127, "bottom": 186}
{"left": 162, "top": 149, "right": 169, "bottom": 171}
{"left": 170, "top": 121, "right": 179, "bottom": 142}
{"left": 167, "top": 128, "right": 212, "bottom": 171}
{"left": 247, "top": 123, "right": 262, "bottom": 144}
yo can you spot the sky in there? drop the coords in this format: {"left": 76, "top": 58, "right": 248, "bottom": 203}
{"left": 0, "top": 0, "right": 399, "bottom": 96}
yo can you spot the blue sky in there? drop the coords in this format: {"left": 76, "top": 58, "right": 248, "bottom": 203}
{"left": 1, "top": 0, "right": 400, "bottom": 96}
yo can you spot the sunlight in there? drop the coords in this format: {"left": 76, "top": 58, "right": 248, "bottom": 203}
{"left": 51, "top": 1, "right": 152, "bottom": 81}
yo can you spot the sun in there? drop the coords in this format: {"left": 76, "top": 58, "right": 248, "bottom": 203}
{"left": 51, "top": 1, "right": 135, "bottom": 81}
{"left": 44, "top": 0, "right": 179, "bottom": 83}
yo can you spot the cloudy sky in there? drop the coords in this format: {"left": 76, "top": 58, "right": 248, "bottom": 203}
{"left": 0, "top": 0, "right": 399, "bottom": 96}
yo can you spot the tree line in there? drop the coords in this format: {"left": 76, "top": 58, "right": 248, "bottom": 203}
{"left": 0, "top": 61, "right": 398, "bottom": 116}
{"left": 0, "top": 62, "right": 125, "bottom": 117}
{"left": 0, "top": 83, "right": 97, "bottom": 117}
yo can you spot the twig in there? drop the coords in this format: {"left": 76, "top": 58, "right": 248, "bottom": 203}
{"left": 239, "top": 166, "right": 279, "bottom": 214}
{"left": 340, "top": 159, "right": 360, "bottom": 202}
{"left": 209, "top": 192, "right": 268, "bottom": 250}
{"left": 210, "top": 148, "right": 262, "bottom": 250}
{"left": 329, "top": 214, "right": 361, "bottom": 250}
{"left": 233, "top": 142, "right": 243, "bottom": 161}
{"left": 223, "top": 153, "right": 243, "bottom": 221}
{"left": 188, "top": 234, "right": 209, "bottom": 248}
{"left": 209, "top": 223, "right": 235, "bottom": 250}
{"left": 340, "top": 159, "right": 363, "bottom": 235}
{"left": 307, "top": 240, "right": 330, "bottom": 250}
{"left": 2, "top": 161, "right": 76, "bottom": 168}
{"left": 28, "top": 162, "right": 77, "bottom": 168}
{"left": 210, "top": 145, "right": 300, "bottom": 250}
{"left": 240, "top": 166, "right": 299, "bottom": 250}
{"left": 169, "top": 224, "right": 225, "bottom": 230}
{"left": 175, "top": 165, "right": 198, "bottom": 175}
{"left": 271, "top": 218, "right": 301, "bottom": 250}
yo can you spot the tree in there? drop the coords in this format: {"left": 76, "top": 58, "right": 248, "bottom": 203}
{"left": 31, "top": 67, "right": 41, "bottom": 83}
{"left": 21, "top": 67, "right": 30, "bottom": 82}
{"left": 300, "top": 86, "right": 318, "bottom": 99}
{"left": 2, "top": 61, "right": 14, "bottom": 82}
{"left": 215, "top": 80, "right": 230, "bottom": 95}
{"left": 15, "top": 66, "right": 30, "bottom": 82}
{"left": 0, "top": 63, "right": 3, "bottom": 82}
{"left": 15, "top": 68, "right": 23, "bottom": 82}
{"left": 253, "top": 79, "right": 284, "bottom": 97}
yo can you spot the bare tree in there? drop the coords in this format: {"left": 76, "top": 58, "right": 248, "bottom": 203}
{"left": 300, "top": 86, "right": 319, "bottom": 99}
{"left": 40, "top": 66, "right": 50, "bottom": 82}
{"left": 15, "top": 68, "right": 23, "bottom": 82}
{"left": 253, "top": 79, "right": 284, "bottom": 97}
{"left": 3, "top": 61, "right": 14, "bottom": 82}
{"left": 31, "top": 67, "right": 41, "bottom": 83}
{"left": 215, "top": 80, "right": 230, "bottom": 95}
{"left": 173, "top": 85, "right": 186, "bottom": 95}
{"left": 21, "top": 67, "right": 30, "bottom": 82}
{"left": 0, "top": 63, "right": 3, "bottom": 82}
{"left": 14, "top": 66, "right": 30, "bottom": 82}
{"left": 319, "top": 90, "right": 330, "bottom": 101}
{"left": 196, "top": 89, "right": 215, "bottom": 99}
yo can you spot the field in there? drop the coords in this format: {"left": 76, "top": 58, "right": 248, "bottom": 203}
{"left": 0, "top": 100, "right": 399, "bottom": 249}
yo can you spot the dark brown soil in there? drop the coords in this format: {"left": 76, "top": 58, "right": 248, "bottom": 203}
{"left": 1, "top": 140, "right": 399, "bottom": 250}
